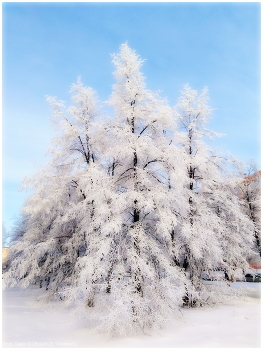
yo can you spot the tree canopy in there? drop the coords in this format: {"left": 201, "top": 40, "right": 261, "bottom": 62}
{"left": 3, "top": 43, "right": 258, "bottom": 337}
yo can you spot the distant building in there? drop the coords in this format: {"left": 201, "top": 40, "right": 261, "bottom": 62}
{"left": 244, "top": 170, "right": 261, "bottom": 185}
{"left": 247, "top": 254, "right": 261, "bottom": 272}
{"left": 2, "top": 247, "right": 10, "bottom": 269}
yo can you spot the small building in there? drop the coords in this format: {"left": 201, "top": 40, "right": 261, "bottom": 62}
{"left": 2, "top": 247, "right": 10, "bottom": 269}
{"left": 247, "top": 254, "right": 261, "bottom": 274}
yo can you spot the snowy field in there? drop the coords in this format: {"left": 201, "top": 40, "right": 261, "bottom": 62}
{"left": 2, "top": 282, "right": 261, "bottom": 348}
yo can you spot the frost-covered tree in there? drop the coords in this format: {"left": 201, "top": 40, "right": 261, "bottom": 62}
{"left": 173, "top": 85, "right": 254, "bottom": 303}
{"left": 237, "top": 161, "right": 261, "bottom": 256}
{"left": 87, "top": 43, "right": 189, "bottom": 334}
{"left": 4, "top": 46, "right": 187, "bottom": 335}
{"left": 3, "top": 44, "right": 257, "bottom": 337}
{"left": 4, "top": 78, "right": 108, "bottom": 295}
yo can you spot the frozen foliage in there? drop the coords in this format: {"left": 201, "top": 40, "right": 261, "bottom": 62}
{"left": 236, "top": 161, "right": 261, "bottom": 256}
{"left": 3, "top": 43, "right": 258, "bottom": 337}
{"left": 173, "top": 85, "right": 255, "bottom": 301}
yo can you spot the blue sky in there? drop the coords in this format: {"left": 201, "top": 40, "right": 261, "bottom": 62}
{"left": 2, "top": 2, "right": 261, "bottom": 232}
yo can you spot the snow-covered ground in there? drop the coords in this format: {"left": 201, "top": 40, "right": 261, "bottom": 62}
{"left": 2, "top": 282, "right": 261, "bottom": 348}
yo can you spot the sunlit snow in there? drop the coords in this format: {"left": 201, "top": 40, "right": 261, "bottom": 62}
{"left": 2, "top": 282, "right": 260, "bottom": 348}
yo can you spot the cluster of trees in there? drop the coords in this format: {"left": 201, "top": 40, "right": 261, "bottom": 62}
{"left": 3, "top": 44, "right": 260, "bottom": 336}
